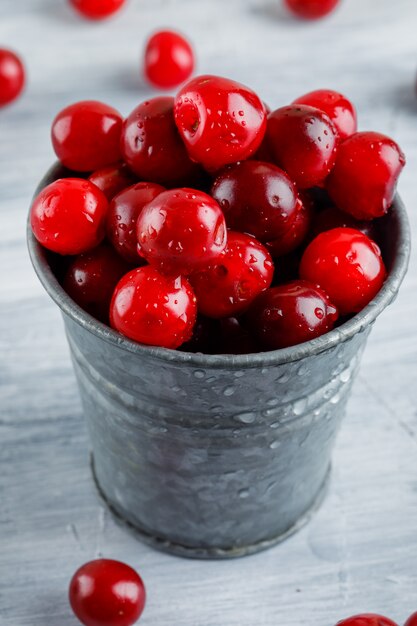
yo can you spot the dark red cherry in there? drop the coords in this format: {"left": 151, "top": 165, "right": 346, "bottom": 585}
{"left": 30, "top": 178, "right": 108, "bottom": 255}
{"left": 405, "top": 612, "right": 417, "bottom": 626}
{"left": 110, "top": 266, "right": 197, "bottom": 348}
{"left": 300, "top": 227, "right": 386, "bottom": 315}
{"left": 216, "top": 317, "right": 259, "bottom": 354}
{"left": 174, "top": 75, "right": 267, "bottom": 171}
{"left": 335, "top": 615, "right": 399, "bottom": 626}
{"left": 136, "top": 188, "right": 227, "bottom": 275}
{"left": 0, "top": 48, "right": 25, "bottom": 107}
{"left": 326, "top": 131, "right": 405, "bottom": 220}
{"left": 265, "top": 194, "right": 314, "bottom": 258}
{"left": 284, "top": 0, "right": 340, "bottom": 19}
{"left": 121, "top": 97, "right": 203, "bottom": 186}
{"left": 89, "top": 164, "right": 137, "bottom": 201}
{"left": 179, "top": 315, "right": 219, "bottom": 353}
{"left": 189, "top": 231, "right": 273, "bottom": 318}
{"left": 144, "top": 30, "right": 194, "bottom": 89}
{"left": 310, "top": 205, "right": 377, "bottom": 240}
{"left": 63, "top": 244, "right": 130, "bottom": 323}
{"left": 51, "top": 100, "right": 123, "bottom": 172}
{"left": 107, "top": 182, "right": 165, "bottom": 263}
{"left": 211, "top": 161, "right": 299, "bottom": 242}
{"left": 247, "top": 280, "right": 338, "bottom": 349}
{"left": 266, "top": 104, "right": 339, "bottom": 189}
{"left": 293, "top": 89, "right": 357, "bottom": 139}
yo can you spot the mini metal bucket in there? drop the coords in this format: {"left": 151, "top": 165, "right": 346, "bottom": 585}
{"left": 27, "top": 164, "right": 411, "bottom": 558}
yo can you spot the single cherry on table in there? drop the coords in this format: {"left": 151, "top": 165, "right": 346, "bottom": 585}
{"left": 69, "top": 558, "right": 146, "bottom": 626}
{"left": 293, "top": 89, "right": 357, "bottom": 140}
{"left": 336, "top": 615, "right": 399, "bottom": 626}
{"left": 284, "top": 0, "right": 340, "bottom": 19}
{"left": 0, "top": 48, "right": 25, "bottom": 107}
{"left": 144, "top": 30, "right": 194, "bottom": 89}
{"left": 405, "top": 612, "right": 417, "bottom": 626}
{"left": 69, "top": 0, "right": 126, "bottom": 20}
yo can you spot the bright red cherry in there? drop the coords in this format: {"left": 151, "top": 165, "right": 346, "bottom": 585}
{"left": 293, "top": 89, "right": 357, "bottom": 140}
{"left": 121, "top": 97, "right": 203, "bottom": 186}
{"left": 300, "top": 227, "right": 386, "bottom": 315}
{"left": 69, "top": 559, "right": 146, "bottom": 626}
{"left": 51, "top": 100, "right": 123, "bottom": 172}
{"left": 284, "top": 0, "right": 340, "bottom": 20}
{"left": 63, "top": 244, "right": 130, "bottom": 323}
{"left": 211, "top": 161, "right": 299, "bottom": 242}
{"left": 265, "top": 195, "right": 314, "bottom": 258}
{"left": 336, "top": 614, "right": 399, "bottom": 626}
{"left": 266, "top": 104, "right": 339, "bottom": 189}
{"left": 30, "top": 178, "right": 108, "bottom": 255}
{"left": 189, "top": 231, "right": 273, "bottom": 318}
{"left": 136, "top": 188, "right": 227, "bottom": 275}
{"left": 69, "top": 0, "right": 126, "bottom": 20}
{"left": 174, "top": 75, "right": 267, "bottom": 171}
{"left": 247, "top": 280, "right": 338, "bottom": 349}
{"left": 144, "top": 30, "right": 194, "bottom": 89}
{"left": 405, "top": 612, "right": 417, "bottom": 626}
{"left": 89, "top": 164, "right": 137, "bottom": 202}
{"left": 110, "top": 266, "right": 197, "bottom": 348}
{"left": 107, "top": 182, "right": 165, "bottom": 263}
{"left": 327, "top": 131, "right": 405, "bottom": 220}
{"left": 310, "top": 205, "right": 377, "bottom": 241}
{"left": 0, "top": 48, "right": 25, "bottom": 107}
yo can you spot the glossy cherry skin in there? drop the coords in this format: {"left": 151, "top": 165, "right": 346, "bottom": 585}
{"left": 293, "top": 89, "right": 357, "bottom": 140}
{"left": 137, "top": 188, "right": 227, "bottom": 275}
{"left": 30, "top": 178, "right": 108, "bottom": 255}
{"left": 69, "top": 559, "right": 146, "bottom": 626}
{"left": 69, "top": 0, "right": 126, "bottom": 20}
{"left": 265, "top": 195, "right": 314, "bottom": 258}
{"left": 266, "top": 104, "right": 338, "bottom": 189}
{"left": 246, "top": 280, "right": 338, "bottom": 349}
{"left": 336, "top": 615, "right": 399, "bottom": 626}
{"left": 107, "top": 182, "right": 165, "bottom": 263}
{"left": 0, "top": 49, "right": 25, "bottom": 107}
{"left": 211, "top": 161, "right": 299, "bottom": 242}
{"left": 51, "top": 100, "right": 123, "bottom": 172}
{"left": 310, "top": 205, "right": 377, "bottom": 241}
{"left": 405, "top": 612, "right": 417, "bottom": 626}
{"left": 189, "top": 231, "right": 273, "bottom": 318}
{"left": 110, "top": 266, "right": 197, "bottom": 348}
{"left": 63, "top": 244, "right": 130, "bottom": 323}
{"left": 89, "top": 164, "right": 137, "bottom": 202}
{"left": 144, "top": 30, "right": 194, "bottom": 89}
{"left": 327, "top": 131, "right": 405, "bottom": 220}
{"left": 174, "top": 75, "right": 267, "bottom": 171}
{"left": 300, "top": 227, "right": 387, "bottom": 315}
{"left": 284, "top": 0, "right": 340, "bottom": 19}
{"left": 121, "top": 97, "right": 203, "bottom": 186}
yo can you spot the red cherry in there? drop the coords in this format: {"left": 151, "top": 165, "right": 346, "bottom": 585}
{"left": 247, "top": 280, "right": 338, "bottom": 349}
{"left": 51, "top": 100, "right": 123, "bottom": 172}
{"left": 69, "top": 0, "right": 126, "bottom": 20}
{"left": 189, "top": 231, "right": 273, "bottom": 318}
{"left": 136, "top": 188, "right": 227, "bottom": 275}
{"left": 144, "top": 30, "right": 194, "bottom": 89}
{"left": 63, "top": 244, "right": 130, "bottom": 323}
{"left": 174, "top": 75, "right": 267, "bottom": 171}
{"left": 69, "top": 559, "right": 146, "bottom": 626}
{"left": 284, "top": 0, "right": 340, "bottom": 19}
{"left": 326, "top": 131, "right": 405, "bottom": 220}
{"left": 110, "top": 266, "right": 197, "bottom": 348}
{"left": 300, "top": 227, "right": 386, "bottom": 315}
{"left": 405, "top": 612, "right": 417, "bottom": 626}
{"left": 216, "top": 317, "right": 259, "bottom": 354}
{"left": 0, "top": 48, "right": 25, "bottom": 107}
{"left": 266, "top": 104, "right": 339, "bottom": 189}
{"left": 310, "top": 205, "right": 377, "bottom": 241}
{"left": 293, "top": 89, "right": 357, "bottom": 140}
{"left": 121, "top": 97, "right": 203, "bottom": 186}
{"left": 336, "top": 615, "right": 399, "bottom": 626}
{"left": 211, "top": 161, "right": 299, "bottom": 242}
{"left": 89, "top": 164, "right": 137, "bottom": 202}
{"left": 265, "top": 194, "right": 314, "bottom": 258}
{"left": 107, "top": 182, "right": 165, "bottom": 263}
{"left": 30, "top": 178, "right": 108, "bottom": 255}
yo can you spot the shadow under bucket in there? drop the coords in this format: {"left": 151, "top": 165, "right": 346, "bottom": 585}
{"left": 28, "top": 164, "right": 411, "bottom": 558}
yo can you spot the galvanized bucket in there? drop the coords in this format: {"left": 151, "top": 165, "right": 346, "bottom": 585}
{"left": 28, "top": 164, "right": 411, "bottom": 558}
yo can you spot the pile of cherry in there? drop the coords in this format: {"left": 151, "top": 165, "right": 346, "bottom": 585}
{"left": 30, "top": 75, "right": 405, "bottom": 353}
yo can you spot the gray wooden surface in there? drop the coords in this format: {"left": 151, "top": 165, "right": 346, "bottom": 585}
{"left": 1, "top": 0, "right": 417, "bottom": 624}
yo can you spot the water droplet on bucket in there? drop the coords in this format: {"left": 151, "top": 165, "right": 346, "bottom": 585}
{"left": 270, "top": 440, "right": 281, "bottom": 449}
{"left": 235, "top": 412, "right": 256, "bottom": 424}
{"left": 239, "top": 488, "right": 249, "bottom": 499}
{"left": 194, "top": 370, "right": 205, "bottom": 379}
{"left": 224, "top": 386, "right": 235, "bottom": 397}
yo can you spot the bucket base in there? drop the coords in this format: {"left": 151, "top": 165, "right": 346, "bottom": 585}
{"left": 91, "top": 455, "right": 331, "bottom": 560}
